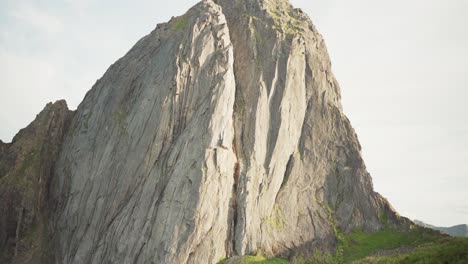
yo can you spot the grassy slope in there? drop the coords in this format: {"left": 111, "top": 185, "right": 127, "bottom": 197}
{"left": 357, "top": 237, "right": 468, "bottom": 264}
{"left": 220, "top": 228, "right": 468, "bottom": 264}
{"left": 337, "top": 227, "right": 441, "bottom": 262}
{"left": 219, "top": 254, "right": 289, "bottom": 264}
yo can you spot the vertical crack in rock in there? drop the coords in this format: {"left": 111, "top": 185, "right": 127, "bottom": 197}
{"left": 52, "top": 2, "right": 243, "bottom": 263}
{"left": 226, "top": 41, "right": 244, "bottom": 255}
{"left": 227, "top": 116, "right": 240, "bottom": 257}
{"left": 0, "top": 1, "right": 413, "bottom": 263}
{"left": 14, "top": 205, "right": 23, "bottom": 258}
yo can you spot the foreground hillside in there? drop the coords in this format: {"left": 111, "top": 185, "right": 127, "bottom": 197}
{"left": 1, "top": 0, "right": 465, "bottom": 263}
{"left": 221, "top": 227, "right": 468, "bottom": 263}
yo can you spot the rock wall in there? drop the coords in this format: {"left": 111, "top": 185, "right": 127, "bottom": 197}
{"left": 217, "top": 0, "right": 404, "bottom": 257}
{"left": 0, "top": 101, "right": 73, "bottom": 263}
{"left": 52, "top": 2, "right": 237, "bottom": 263}
{"left": 0, "top": 1, "right": 409, "bottom": 263}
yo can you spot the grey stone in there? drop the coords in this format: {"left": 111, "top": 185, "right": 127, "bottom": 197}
{"left": 1, "top": 1, "right": 411, "bottom": 263}
{"left": 0, "top": 100, "right": 73, "bottom": 263}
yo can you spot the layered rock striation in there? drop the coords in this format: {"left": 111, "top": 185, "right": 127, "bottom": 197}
{"left": 0, "top": 101, "right": 73, "bottom": 263}
{"left": 1, "top": 0, "right": 409, "bottom": 263}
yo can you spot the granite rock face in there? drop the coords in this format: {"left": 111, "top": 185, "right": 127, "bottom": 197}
{"left": 1, "top": 0, "right": 408, "bottom": 263}
{"left": 0, "top": 101, "right": 73, "bottom": 263}
{"left": 215, "top": 0, "right": 405, "bottom": 257}
{"left": 52, "top": 2, "right": 237, "bottom": 263}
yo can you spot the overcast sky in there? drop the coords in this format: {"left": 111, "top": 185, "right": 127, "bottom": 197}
{"left": 0, "top": 0, "right": 467, "bottom": 227}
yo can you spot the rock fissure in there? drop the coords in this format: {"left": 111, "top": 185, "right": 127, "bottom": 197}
{"left": 13, "top": 205, "right": 23, "bottom": 258}
{"left": 227, "top": 108, "right": 241, "bottom": 257}
{"left": 0, "top": 1, "right": 411, "bottom": 263}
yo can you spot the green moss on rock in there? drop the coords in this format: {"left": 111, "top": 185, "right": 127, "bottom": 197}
{"left": 172, "top": 16, "right": 188, "bottom": 31}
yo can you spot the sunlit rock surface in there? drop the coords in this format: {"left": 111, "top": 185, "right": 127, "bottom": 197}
{"left": 1, "top": 1, "right": 408, "bottom": 263}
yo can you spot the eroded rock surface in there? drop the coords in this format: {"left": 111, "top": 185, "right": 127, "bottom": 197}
{"left": 1, "top": 1, "right": 409, "bottom": 263}
{"left": 52, "top": 2, "right": 237, "bottom": 263}
{"left": 215, "top": 0, "right": 407, "bottom": 258}
{"left": 0, "top": 101, "right": 73, "bottom": 263}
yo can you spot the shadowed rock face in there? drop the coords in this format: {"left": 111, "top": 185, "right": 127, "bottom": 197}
{"left": 0, "top": 101, "right": 73, "bottom": 263}
{"left": 1, "top": 1, "right": 409, "bottom": 263}
{"left": 213, "top": 0, "right": 407, "bottom": 258}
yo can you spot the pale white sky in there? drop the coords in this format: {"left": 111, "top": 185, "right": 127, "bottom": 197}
{"left": 0, "top": 0, "right": 467, "bottom": 227}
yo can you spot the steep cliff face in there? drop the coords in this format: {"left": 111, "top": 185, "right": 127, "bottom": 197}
{"left": 0, "top": 101, "right": 73, "bottom": 263}
{"left": 1, "top": 0, "right": 408, "bottom": 263}
{"left": 50, "top": 0, "right": 405, "bottom": 263}
{"left": 215, "top": 0, "right": 403, "bottom": 257}
{"left": 52, "top": 2, "right": 237, "bottom": 263}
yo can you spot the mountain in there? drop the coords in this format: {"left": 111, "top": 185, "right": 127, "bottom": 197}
{"left": 0, "top": 0, "right": 415, "bottom": 263}
{"left": 414, "top": 220, "right": 468, "bottom": 237}
{"left": 0, "top": 101, "right": 73, "bottom": 263}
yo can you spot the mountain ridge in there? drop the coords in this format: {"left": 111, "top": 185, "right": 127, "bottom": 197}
{"left": 0, "top": 0, "right": 414, "bottom": 263}
{"left": 414, "top": 220, "right": 468, "bottom": 237}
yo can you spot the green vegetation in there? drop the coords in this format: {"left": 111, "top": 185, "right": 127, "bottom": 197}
{"left": 221, "top": 199, "right": 467, "bottom": 264}
{"left": 0, "top": 139, "right": 47, "bottom": 262}
{"left": 378, "top": 211, "right": 388, "bottom": 226}
{"left": 220, "top": 230, "right": 467, "bottom": 263}
{"left": 0, "top": 148, "right": 39, "bottom": 199}
{"left": 357, "top": 237, "right": 468, "bottom": 264}
{"left": 312, "top": 198, "right": 445, "bottom": 263}
{"left": 172, "top": 16, "right": 188, "bottom": 31}
{"left": 336, "top": 227, "right": 442, "bottom": 263}
{"left": 264, "top": 0, "right": 304, "bottom": 35}
{"left": 218, "top": 254, "right": 288, "bottom": 264}
{"left": 242, "top": 0, "right": 305, "bottom": 36}
{"left": 266, "top": 205, "right": 287, "bottom": 230}
{"left": 317, "top": 201, "right": 453, "bottom": 263}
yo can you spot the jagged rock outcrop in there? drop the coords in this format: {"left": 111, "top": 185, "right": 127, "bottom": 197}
{"left": 0, "top": 101, "right": 73, "bottom": 263}
{"left": 52, "top": 2, "right": 237, "bottom": 263}
{"left": 215, "top": 0, "right": 406, "bottom": 258}
{"left": 1, "top": 0, "right": 409, "bottom": 263}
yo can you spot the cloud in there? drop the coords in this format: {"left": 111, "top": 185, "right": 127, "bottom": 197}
{"left": 8, "top": 2, "right": 64, "bottom": 34}
{"left": 455, "top": 209, "right": 468, "bottom": 216}
{"left": 63, "top": 0, "right": 93, "bottom": 11}
{"left": 0, "top": 47, "right": 66, "bottom": 142}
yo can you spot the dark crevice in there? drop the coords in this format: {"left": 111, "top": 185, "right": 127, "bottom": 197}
{"left": 273, "top": 152, "right": 295, "bottom": 207}
{"left": 279, "top": 153, "right": 294, "bottom": 191}
{"left": 226, "top": 115, "right": 240, "bottom": 257}
{"left": 220, "top": 1, "right": 245, "bottom": 257}
{"left": 14, "top": 206, "right": 23, "bottom": 258}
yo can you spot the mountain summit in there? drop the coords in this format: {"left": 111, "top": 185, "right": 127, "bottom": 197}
{"left": 0, "top": 0, "right": 411, "bottom": 263}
